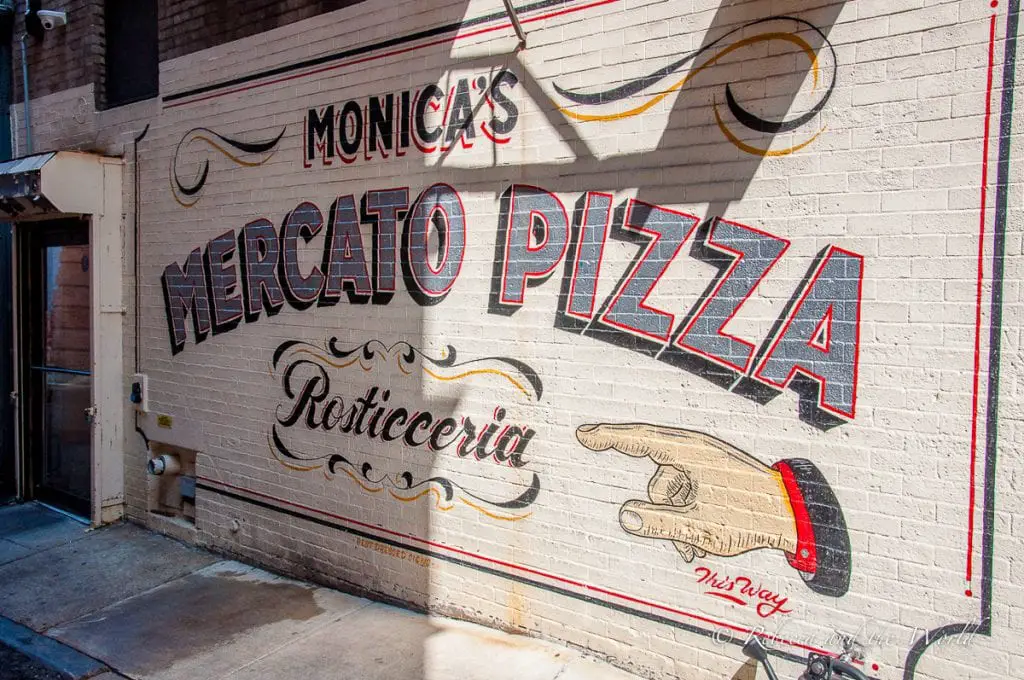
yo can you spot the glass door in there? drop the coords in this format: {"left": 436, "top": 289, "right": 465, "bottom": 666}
{"left": 21, "top": 220, "right": 92, "bottom": 517}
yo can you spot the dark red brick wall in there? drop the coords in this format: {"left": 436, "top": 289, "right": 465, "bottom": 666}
{"left": 159, "top": 0, "right": 367, "bottom": 62}
{"left": 12, "top": 0, "right": 104, "bottom": 105}
{"left": 12, "top": 0, "right": 366, "bottom": 108}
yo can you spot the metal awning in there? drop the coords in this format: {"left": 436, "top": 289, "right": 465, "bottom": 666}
{"left": 0, "top": 151, "right": 118, "bottom": 219}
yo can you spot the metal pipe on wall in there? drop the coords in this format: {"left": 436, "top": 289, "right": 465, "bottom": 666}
{"left": 132, "top": 123, "right": 151, "bottom": 456}
{"left": 500, "top": 0, "right": 527, "bottom": 46}
{"left": 19, "top": 32, "right": 28, "bottom": 154}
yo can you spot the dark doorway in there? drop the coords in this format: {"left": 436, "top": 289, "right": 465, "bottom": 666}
{"left": 19, "top": 220, "right": 92, "bottom": 517}
{"left": 0, "top": 223, "right": 13, "bottom": 502}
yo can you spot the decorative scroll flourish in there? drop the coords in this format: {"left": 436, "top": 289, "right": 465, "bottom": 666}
{"left": 269, "top": 337, "right": 544, "bottom": 521}
{"left": 272, "top": 337, "right": 544, "bottom": 401}
{"left": 553, "top": 15, "right": 836, "bottom": 157}
{"left": 170, "top": 126, "right": 285, "bottom": 207}
{"left": 269, "top": 418, "right": 539, "bottom": 522}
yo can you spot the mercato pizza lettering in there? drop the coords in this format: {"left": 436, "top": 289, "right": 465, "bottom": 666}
{"left": 304, "top": 70, "right": 519, "bottom": 166}
{"left": 162, "top": 183, "right": 864, "bottom": 419}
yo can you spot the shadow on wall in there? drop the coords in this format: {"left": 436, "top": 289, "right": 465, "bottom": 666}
{"left": 398, "top": 0, "right": 851, "bottom": 670}
{"left": 161, "top": 1, "right": 851, "bottom": 678}
{"left": 365, "top": 1, "right": 852, "bottom": 671}
{"left": 430, "top": 0, "right": 849, "bottom": 431}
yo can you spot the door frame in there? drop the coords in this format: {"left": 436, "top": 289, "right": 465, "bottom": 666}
{"left": 17, "top": 219, "right": 93, "bottom": 517}
{"left": 6, "top": 152, "right": 125, "bottom": 526}
{"left": 0, "top": 224, "right": 13, "bottom": 502}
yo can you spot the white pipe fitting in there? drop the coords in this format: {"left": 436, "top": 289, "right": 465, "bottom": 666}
{"left": 147, "top": 454, "right": 181, "bottom": 476}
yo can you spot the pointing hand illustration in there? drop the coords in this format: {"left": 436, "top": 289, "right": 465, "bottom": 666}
{"left": 576, "top": 423, "right": 851, "bottom": 597}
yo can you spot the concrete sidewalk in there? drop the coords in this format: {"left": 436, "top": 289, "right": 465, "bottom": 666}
{"left": 0, "top": 503, "right": 642, "bottom": 680}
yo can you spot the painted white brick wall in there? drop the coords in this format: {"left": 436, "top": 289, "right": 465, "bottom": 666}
{"left": 21, "top": 1, "right": 1024, "bottom": 679}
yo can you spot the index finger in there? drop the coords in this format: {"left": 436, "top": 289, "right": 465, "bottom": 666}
{"left": 575, "top": 422, "right": 769, "bottom": 472}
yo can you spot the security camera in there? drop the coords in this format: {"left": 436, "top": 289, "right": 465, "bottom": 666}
{"left": 37, "top": 10, "right": 67, "bottom": 31}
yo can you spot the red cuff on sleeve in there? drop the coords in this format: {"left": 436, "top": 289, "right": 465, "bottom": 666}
{"left": 772, "top": 460, "right": 817, "bottom": 574}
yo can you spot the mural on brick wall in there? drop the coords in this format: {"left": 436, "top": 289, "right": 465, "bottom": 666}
{"left": 575, "top": 423, "right": 850, "bottom": 597}
{"left": 304, "top": 69, "right": 520, "bottom": 166}
{"left": 162, "top": 185, "right": 864, "bottom": 419}
{"left": 145, "top": 0, "right": 1020, "bottom": 677}
{"left": 270, "top": 337, "right": 542, "bottom": 521}
{"left": 171, "top": 126, "right": 286, "bottom": 207}
{"left": 552, "top": 15, "right": 836, "bottom": 158}
{"left": 156, "top": 0, "right": 867, "bottom": 661}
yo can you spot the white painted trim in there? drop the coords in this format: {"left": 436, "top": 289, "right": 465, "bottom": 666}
{"left": 11, "top": 152, "right": 125, "bottom": 527}
{"left": 91, "top": 158, "right": 125, "bottom": 526}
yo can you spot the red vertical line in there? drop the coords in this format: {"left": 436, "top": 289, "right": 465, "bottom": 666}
{"left": 967, "top": 12, "right": 999, "bottom": 590}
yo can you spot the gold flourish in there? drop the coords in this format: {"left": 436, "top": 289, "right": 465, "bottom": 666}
{"left": 268, "top": 433, "right": 324, "bottom": 472}
{"left": 191, "top": 135, "right": 278, "bottom": 167}
{"left": 396, "top": 353, "right": 414, "bottom": 375}
{"left": 335, "top": 466, "right": 383, "bottom": 493}
{"left": 172, "top": 132, "right": 278, "bottom": 208}
{"left": 389, "top": 487, "right": 455, "bottom": 511}
{"left": 422, "top": 367, "right": 531, "bottom": 400}
{"left": 291, "top": 349, "right": 360, "bottom": 370}
{"left": 289, "top": 344, "right": 533, "bottom": 399}
{"left": 459, "top": 496, "right": 532, "bottom": 522}
{"left": 557, "top": 32, "right": 819, "bottom": 123}
{"left": 713, "top": 103, "right": 825, "bottom": 156}
{"left": 170, "top": 178, "right": 201, "bottom": 208}
{"left": 273, "top": 436, "right": 534, "bottom": 521}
